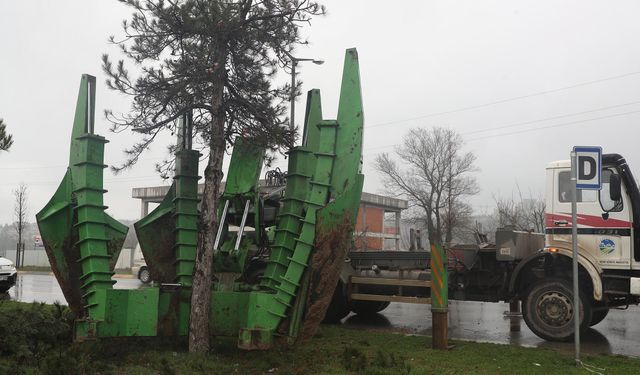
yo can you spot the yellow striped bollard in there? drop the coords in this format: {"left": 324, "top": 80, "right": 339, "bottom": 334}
{"left": 430, "top": 242, "right": 448, "bottom": 349}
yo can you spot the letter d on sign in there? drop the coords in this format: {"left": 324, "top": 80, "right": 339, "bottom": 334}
{"left": 578, "top": 156, "right": 596, "bottom": 180}
{"left": 574, "top": 146, "right": 602, "bottom": 190}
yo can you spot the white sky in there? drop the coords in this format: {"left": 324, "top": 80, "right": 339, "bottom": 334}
{"left": 2, "top": 0, "right": 640, "bottom": 224}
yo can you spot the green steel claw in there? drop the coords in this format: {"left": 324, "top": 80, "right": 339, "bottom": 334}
{"left": 134, "top": 113, "right": 200, "bottom": 335}
{"left": 210, "top": 48, "right": 365, "bottom": 349}
{"left": 36, "top": 75, "right": 128, "bottom": 317}
{"left": 38, "top": 75, "right": 163, "bottom": 339}
{"left": 135, "top": 113, "right": 200, "bottom": 288}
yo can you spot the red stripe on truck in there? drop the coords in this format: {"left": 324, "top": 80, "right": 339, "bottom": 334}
{"left": 545, "top": 213, "right": 631, "bottom": 228}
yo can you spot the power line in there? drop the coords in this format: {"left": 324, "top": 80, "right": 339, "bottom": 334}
{"left": 363, "top": 109, "right": 640, "bottom": 155}
{"left": 467, "top": 109, "right": 640, "bottom": 142}
{"left": 367, "top": 70, "right": 640, "bottom": 129}
{"left": 463, "top": 100, "right": 640, "bottom": 136}
{"left": 6, "top": 93, "right": 640, "bottom": 173}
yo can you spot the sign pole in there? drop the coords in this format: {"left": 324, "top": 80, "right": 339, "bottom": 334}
{"left": 570, "top": 145, "right": 601, "bottom": 368}
{"left": 570, "top": 150, "right": 581, "bottom": 368}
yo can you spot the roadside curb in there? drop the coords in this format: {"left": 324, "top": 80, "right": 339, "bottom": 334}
{"left": 17, "top": 271, "right": 53, "bottom": 276}
{"left": 17, "top": 271, "right": 135, "bottom": 279}
{"left": 113, "top": 274, "right": 135, "bottom": 279}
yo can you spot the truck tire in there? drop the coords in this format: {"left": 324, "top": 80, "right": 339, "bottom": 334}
{"left": 323, "top": 281, "right": 350, "bottom": 323}
{"left": 589, "top": 307, "right": 609, "bottom": 327}
{"left": 522, "top": 278, "right": 592, "bottom": 342}
{"left": 350, "top": 301, "right": 391, "bottom": 316}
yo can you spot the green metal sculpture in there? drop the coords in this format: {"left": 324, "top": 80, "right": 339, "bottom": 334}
{"left": 38, "top": 48, "right": 364, "bottom": 348}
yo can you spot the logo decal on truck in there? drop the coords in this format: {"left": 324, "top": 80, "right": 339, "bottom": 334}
{"left": 599, "top": 239, "right": 616, "bottom": 255}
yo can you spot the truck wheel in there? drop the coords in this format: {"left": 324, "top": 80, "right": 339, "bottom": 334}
{"left": 323, "top": 281, "right": 350, "bottom": 323}
{"left": 138, "top": 266, "right": 151, "bottom": 284}
{"left": 522, "top": 278, "right": 592, "bottom": 342}
{"left": 350, "top": 301, "right": 391, "bottom": 316}
{"left": 589, "top": 307, "right": 609, "bottom": 327}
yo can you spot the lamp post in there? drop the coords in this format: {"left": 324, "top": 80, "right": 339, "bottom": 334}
{"left": 287, "top": 53, "right": 324, "bottom": 146}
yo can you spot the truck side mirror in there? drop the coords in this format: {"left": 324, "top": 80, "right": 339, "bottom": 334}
{"left": 609, "top": 174, "right": 621, "bottom": 201}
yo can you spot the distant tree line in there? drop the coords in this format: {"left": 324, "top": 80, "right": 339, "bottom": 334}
{"left": 0, "top": 221, "right": 139, "bottom": 253}
{"left": 0, "top": 223, "right": 38, "bottom": 251}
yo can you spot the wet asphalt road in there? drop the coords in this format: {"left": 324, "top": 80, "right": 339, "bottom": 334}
{"left": 6, "top": 273, "right": 640, "bottom": 358}
{"left": 342, "top": 300, "right": 640, "bottom": 358}
{"left": 6, "top": 272, "right": 143, "bottom": 305}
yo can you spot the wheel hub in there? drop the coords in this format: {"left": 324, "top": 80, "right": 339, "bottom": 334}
{"left": 537, "top": 291, "right": 573, "bottom": 327}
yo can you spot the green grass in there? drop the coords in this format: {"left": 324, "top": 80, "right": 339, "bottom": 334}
{"left": 1, "top": 300, "right": 638, "bottom": 374}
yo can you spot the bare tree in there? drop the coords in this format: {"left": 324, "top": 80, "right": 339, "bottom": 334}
{"left": 13, "top": 184, "right": 28, "bottom": 267}
{"left": 375, "top": 127, "right": 478, "bottom": 246}
{"left": 493, "top": 186, "right": 546, "bottom": 233}
{"left": 0, "top": 119, "right": 13, "bottom": 152}
{"left": 443, "top": 200, "right": 475, "bottom": 244}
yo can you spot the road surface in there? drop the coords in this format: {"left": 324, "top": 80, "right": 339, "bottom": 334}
{"left": 342, "top": 300, "right": 640, "bottom": 358}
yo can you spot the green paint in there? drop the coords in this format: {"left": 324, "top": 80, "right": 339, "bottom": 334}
{"left": 37, "top": 75, "right": 192, "bottom": 339}
{"left": 36, "top": 75, "right": 128, "bottom": 329}
{"left": 41, "top": 49, "right": 365, "bottom": 348}
{"left": 213, "top": 137, "right": 265, "bottom": 276}
{"left": 237, "top": 49, "right": 365, "bottom": 348}
{"left": 430, "top": 243, "right": 448, "bottom": 312}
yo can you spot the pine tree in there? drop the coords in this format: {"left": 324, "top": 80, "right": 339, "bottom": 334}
{"left": 0, "top": 119, "right": 13, "bottom": 151}
{"left": 103, "top": 0, "right": 324, "bottom": 353}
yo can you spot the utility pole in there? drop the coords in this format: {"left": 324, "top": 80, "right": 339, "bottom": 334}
{"left": 286, "top": 52, "right": 324, "bottom": 147}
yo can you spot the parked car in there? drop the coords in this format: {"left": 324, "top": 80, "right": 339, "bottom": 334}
{"left": 0, "top": 257, "right": 17, "bottom": 293}
{"left": 132, "top": 259, "right": 151, "bottom": 284}
{"left": 130, "top": 245, "right": 151, "bottom": 284}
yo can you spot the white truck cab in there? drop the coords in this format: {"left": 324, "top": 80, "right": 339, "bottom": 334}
{"left": 520, "top": 154, "right": 640, "bottom": 341}
{"left": 546, "top": 156, "right": 639, "bottom": 273}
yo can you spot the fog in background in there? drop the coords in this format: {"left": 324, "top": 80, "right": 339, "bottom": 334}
{"left": 2, "top": 1, "right": 640, "bottom": 225}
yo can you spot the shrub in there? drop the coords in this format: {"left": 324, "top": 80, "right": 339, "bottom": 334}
{"left": 0, "top": 301, "right": 74, "bottom": 362}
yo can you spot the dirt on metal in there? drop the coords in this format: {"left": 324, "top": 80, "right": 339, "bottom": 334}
{"left": 299, "top": 214, "right": 354, "bottom": 341}
{"left": 42, "top": 226, "right": 85, "bottom": 316}
{"left": 135, "top": 212, "right": 177, "bottom": 284}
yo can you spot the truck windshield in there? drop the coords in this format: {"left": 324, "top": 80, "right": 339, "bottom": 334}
{"left": 558, "top": 171, "right": 596, "bottom": 202}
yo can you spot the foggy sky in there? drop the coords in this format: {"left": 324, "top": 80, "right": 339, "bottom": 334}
{"left": 2, "top": 0, "right": 640, "bottom": 225}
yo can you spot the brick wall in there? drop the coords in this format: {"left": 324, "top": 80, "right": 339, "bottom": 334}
{"left": 354, "top": 205, "right": 385, "bottom": 250}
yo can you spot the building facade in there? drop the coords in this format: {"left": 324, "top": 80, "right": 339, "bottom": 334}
{"left": 132, "top": 185, "right": 407, "bottom": 251}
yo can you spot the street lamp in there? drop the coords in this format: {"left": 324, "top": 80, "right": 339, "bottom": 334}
{"left": 287, "top": 53, "right": 324, "bottom": 146}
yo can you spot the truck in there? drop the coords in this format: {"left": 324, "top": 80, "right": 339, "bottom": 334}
{"left": 325, "top": 153, "right": 640, "bottom": 342}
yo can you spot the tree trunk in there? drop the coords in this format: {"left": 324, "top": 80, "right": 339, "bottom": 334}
{"left": 189, "top": 48, "right": 227, "bottom": 354}
{"left": 425, "top": 209, "right": 437, "bottom": 248}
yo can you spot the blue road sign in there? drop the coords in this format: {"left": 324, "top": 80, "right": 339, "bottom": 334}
{"left": 573, "top": 146, "right": 602, "bottom": 190}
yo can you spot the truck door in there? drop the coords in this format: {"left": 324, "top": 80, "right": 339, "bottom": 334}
{"left": 548, "top": 168, "right": 632, "bottom": 269}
